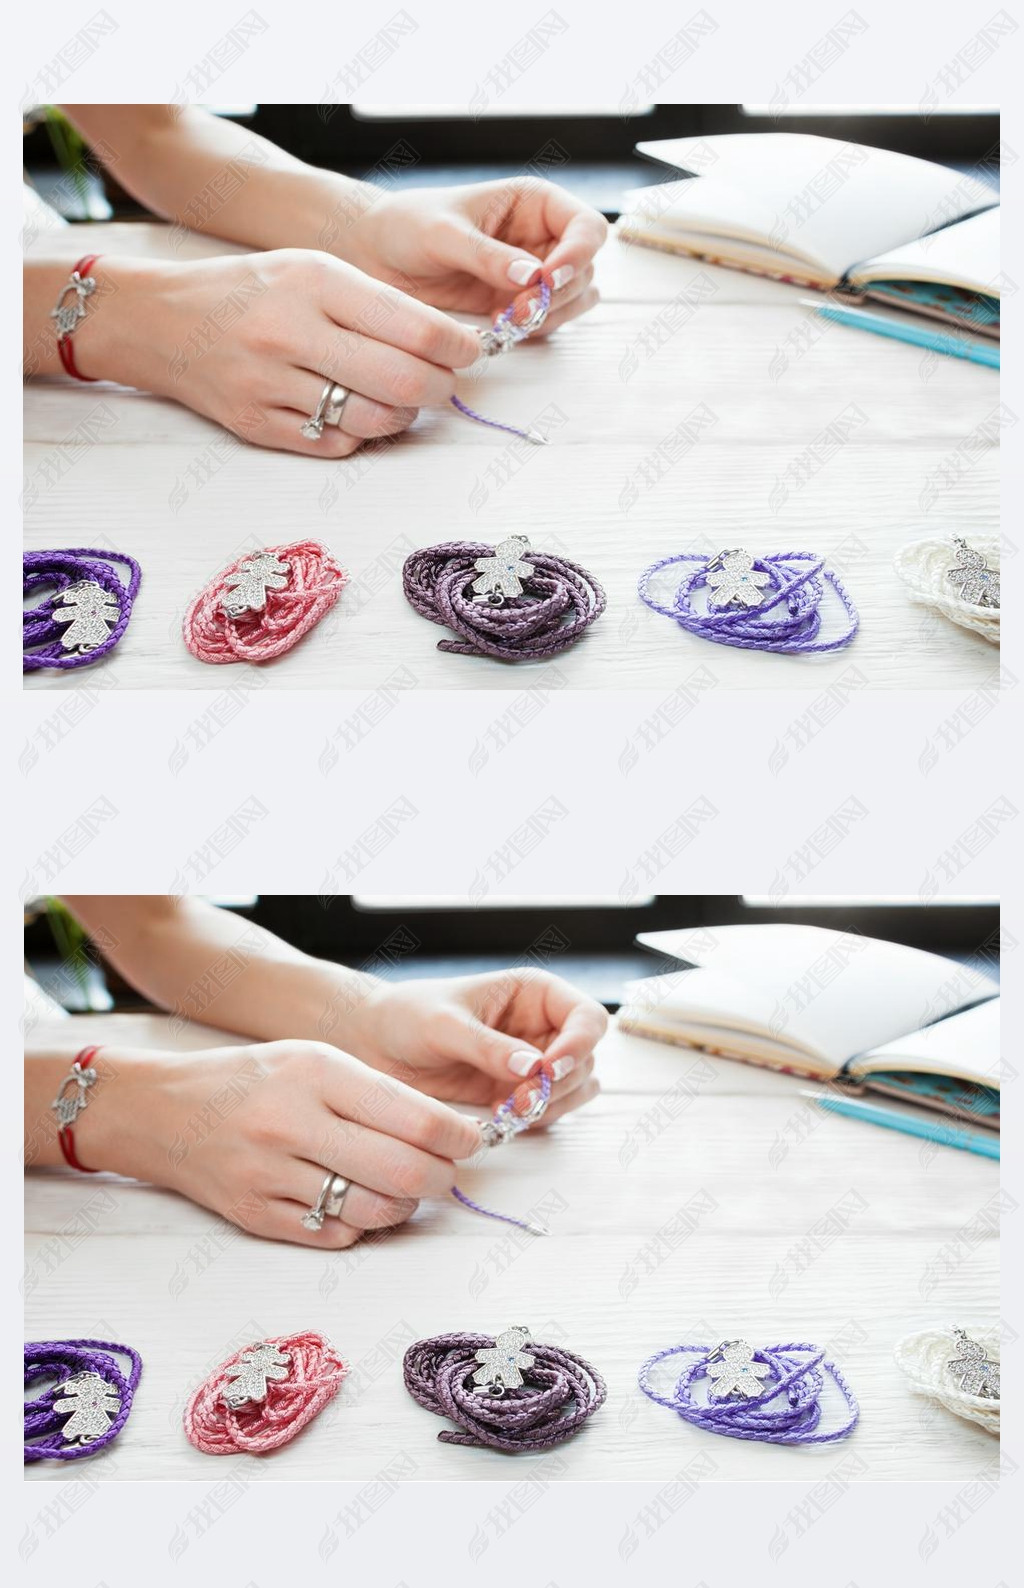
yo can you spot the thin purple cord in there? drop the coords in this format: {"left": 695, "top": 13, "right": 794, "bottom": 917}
{"left": 452, "top": 1069, "right": 553, "bottom": 1234}
{"left": 449, "top": 393, "right": 548, "bottom": 444}
{"left": 25, "top": 1339, "right": 143, "bottom": 1462}
{"left": 638, "top": 551, "right": 859, "bottom": 654}
{"left": 449, "top": 280, "right": 553, "bottom": 444}
{"left": 638, "top": 1341, "right": 859, "bottom": 1445}
{"left": 404, "top": 1330, "right": 606, "bottom": 1452}
{"left": 24, "top": 549, "right": 142, "bottom": 671}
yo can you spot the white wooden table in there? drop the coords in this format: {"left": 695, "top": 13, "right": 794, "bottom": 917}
{"left": 24, "top": 223, "right": 999, "bottom": 690}
{"left": 25, "top": 1010, "right": 999, "bottom": 1480}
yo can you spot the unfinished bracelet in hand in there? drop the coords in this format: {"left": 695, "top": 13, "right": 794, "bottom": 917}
{"left": 451, "top": 1064, "right": 554, "bottom": 1235}
{"left": 450, "top": 272, "right": 554, "bottom": 444}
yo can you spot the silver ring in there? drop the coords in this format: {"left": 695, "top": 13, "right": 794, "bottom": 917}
{"left": 301, "top": 1170, "right": 335, "bottom": 1231}
{"left": 324, "top": 1175, "right": 351, "bottom": 1219}
{"left": 300, "top": 379, "right": 334, "bottom": 441}
{"left": 323, "top": 384, "right": 351, "bottom": 429}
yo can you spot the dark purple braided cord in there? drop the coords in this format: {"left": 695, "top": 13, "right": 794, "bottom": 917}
{"left": 404, "top": 1332, "right": 606, "bottom": 1452}
{"left": 403, "top": 542, "right": 605, "bottom": 661}
{"left": 638, "top": 552, "right": 858, "bottom": 654}
{"left": 638, "top": 1341, "right": 859, "bottom": 1445}
{"left": 25, "top": 1339, "right": 143, "bottom": 1462}
{"left": 24, "top": 549, "right": 141, "bottom": 671}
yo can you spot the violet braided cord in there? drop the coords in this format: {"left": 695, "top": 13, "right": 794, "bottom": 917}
{"left": 451, "top": 1068, "right": 553, "bottom": 1234}
{"left": 403, "top": 542, "right": 605, "bottom": 661}
{"left": 449, "top": 278, "right": 554, "bottom": 443}
{"left": 404, "top": 1331, "right": 606, "bottom": 1452}
{"left": 24, "top": 549, "right": 141, "bottom": 671}
{"left": 638, "top": 1341, "right": 859, "bottom": 1445}
{"left": 24, "top": 1338, "right": 142, "bottom": 1462}
{"left": 637, "top": 551, "right": 858, "bottom": 654}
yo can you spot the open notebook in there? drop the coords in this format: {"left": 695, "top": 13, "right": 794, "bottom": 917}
{"left": 617, "top": 133, "right": 1001, "bottom": 336}
{"left": 618, "top": 924, "right": 1000, "bottom": 1127}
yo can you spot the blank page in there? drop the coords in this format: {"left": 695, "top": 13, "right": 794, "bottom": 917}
{"left": 852, "top": 207, "right": 1001, "bottom": 294}
{"left": 633, "top": 923, "right": 997, "bottom": 1069}
{"left": 634, "top": 133, "right": 997, "bottom": 280}
{"left": 855, "top": 997, "right": 1001, "bottom": 1084}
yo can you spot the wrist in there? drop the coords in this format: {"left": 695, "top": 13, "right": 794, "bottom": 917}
{"left": 66, "top": 256, "right": 177, "bottom": 388}
{"left": 316, "top": 969, "right": 389, "bottom": 1062}
{"left": 314, "top": 176, "right": 388, "bottom": 267}
{"left": 68, "top": 1046, "right": 180, "bottom": 1181}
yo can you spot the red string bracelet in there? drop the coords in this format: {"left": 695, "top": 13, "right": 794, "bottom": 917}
{"left": 183, "top": 540, "right": 348, "bottom": 664}
{"left": 183, "top": 1333, "right": 348, "bottom": 1455}
{"left": 52, "top": 255, "right": 101, "bottom": 382}
{"left": 51, "top": 1047, "right": 101, "bottom": 1173}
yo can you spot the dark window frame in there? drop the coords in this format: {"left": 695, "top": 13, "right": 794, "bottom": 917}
{"left": 24, "top": 105, "right": 1000, "bottom": 195}
{"left": 249, "top": 105, "right": 1001, "bottom": 170}
{"left": 241, "top": 895, "right": 999, "bottom": 960}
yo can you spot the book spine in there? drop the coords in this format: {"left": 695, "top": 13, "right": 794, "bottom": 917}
{"left": 614, "top": 223, "right": 830, "bottom": 292}
{"left": 616, "top": 1015, "right": 828, "bottom": 1083}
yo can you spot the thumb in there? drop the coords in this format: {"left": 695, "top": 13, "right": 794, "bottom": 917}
{"left": 436, "top": 216, "right": 546, "bottom": 294}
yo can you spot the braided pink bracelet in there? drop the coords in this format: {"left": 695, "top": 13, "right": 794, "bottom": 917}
{"left": 183, "top": 1332, "right": 347, "bottom": 1455}
{"left": 183, "top": 540, "right": 348, "bottom": 664}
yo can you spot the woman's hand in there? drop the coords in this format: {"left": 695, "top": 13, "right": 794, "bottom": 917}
{"left": 76, "top": 1042, "right": 482, "bottom": 1248}
{"left": 341, "top": 178, "right": 607, "bottom": 330}
{"left": 344, "top": 969, "right": 607, "bottom": 1122}
{"left": 80, "top": 249, "right": 482, "bottom": 456}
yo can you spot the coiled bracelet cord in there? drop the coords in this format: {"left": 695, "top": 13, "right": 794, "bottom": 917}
{"left": 638, "top": 550, "right": 859, "bottom": 654}
{"left": 638, "top": 1339, "right": 859, "bottom": 1445}
{"left": 183, "top": 1331, "right": 349, "bottom": 1456}
{"left": 403, "top": 541, "right": 605, "bottom": 661}
{"left": 403, "top": 1330, "right": 606, "bottom": 1452}
{"left": 183, "top": 540, "right": 348, "bottom": 664}
{"left": 23, "top": 549, "right": 141, "bottom": 671}
{"left": 25, "top": 1338, "right": 142, "bottom": 1462}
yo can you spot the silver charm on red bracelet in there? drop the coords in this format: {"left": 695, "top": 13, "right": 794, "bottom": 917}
{"left": 51, "top": 1058, "right": 98, "bottom": 1129}
{"left": 50, "top": 266, "right": 97, "bottom": 337}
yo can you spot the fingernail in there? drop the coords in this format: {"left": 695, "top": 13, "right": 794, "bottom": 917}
{"left": 508, "top": 1048, "right": 543, "bottom": 1076}
{"left": 507, "top": 257, "right": 543, "bottom": 286}
{"left": 550, "top": 1056, "right": 575, "bottom": 1081}
{"left": 550, "top": 265, "right": 575, "bottom": 290}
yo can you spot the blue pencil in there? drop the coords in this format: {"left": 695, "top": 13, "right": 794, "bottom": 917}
{"left": 799, "top": 1089, "right": 999, "bottom": 1159}
{"left": 799, "top": 298, "right": 1000, "bottom": 369}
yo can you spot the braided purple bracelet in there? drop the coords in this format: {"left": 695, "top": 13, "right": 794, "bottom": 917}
{"left": 404, "top": 1326, "right": 606, "bottom": 1452}
{"left": 25, "top": 1339, "right": 142, "bottom": 1462}
{"left": 450, "top": 274, "right": 553, "bottom": 445}
{"left": 24, "top": 549, "right": 142, "bottom": 671}
{"left": 403, "top": 536, "right": 605, "bottom": 661}
{"left": 638, "top": 548, "right": 858, "bottom": 654}
{"left": 452, "top": 1066, "right": 552, "bottom": 1234}
{"left": 638, "top": 1339, "right": 859, "bottom": 1445}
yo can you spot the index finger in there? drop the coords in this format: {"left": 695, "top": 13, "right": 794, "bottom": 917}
{"left": 323, "top": 1060, "right": 483, "bottom": 1163}
{"left": 533, "top": 971, "right": 609, "bottom": 1067}
{"left": 323, "top": 269, "right": 481, "bottom": 372}
{"left": 538, "top": 188, "right": 609, "bottom": 279}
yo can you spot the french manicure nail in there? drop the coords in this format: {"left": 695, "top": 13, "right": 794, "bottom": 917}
{"left": 508, "top": 1049, "right": 543, "bottom": 1076}
{"left": 507, "top": 257, "right": 543, "bottom": 286}
{"left": 550, "top": 265, "right": 575, "bottom": 290}
{"left": 550, "top": 1057, "right": 575, "bottom": 1081}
